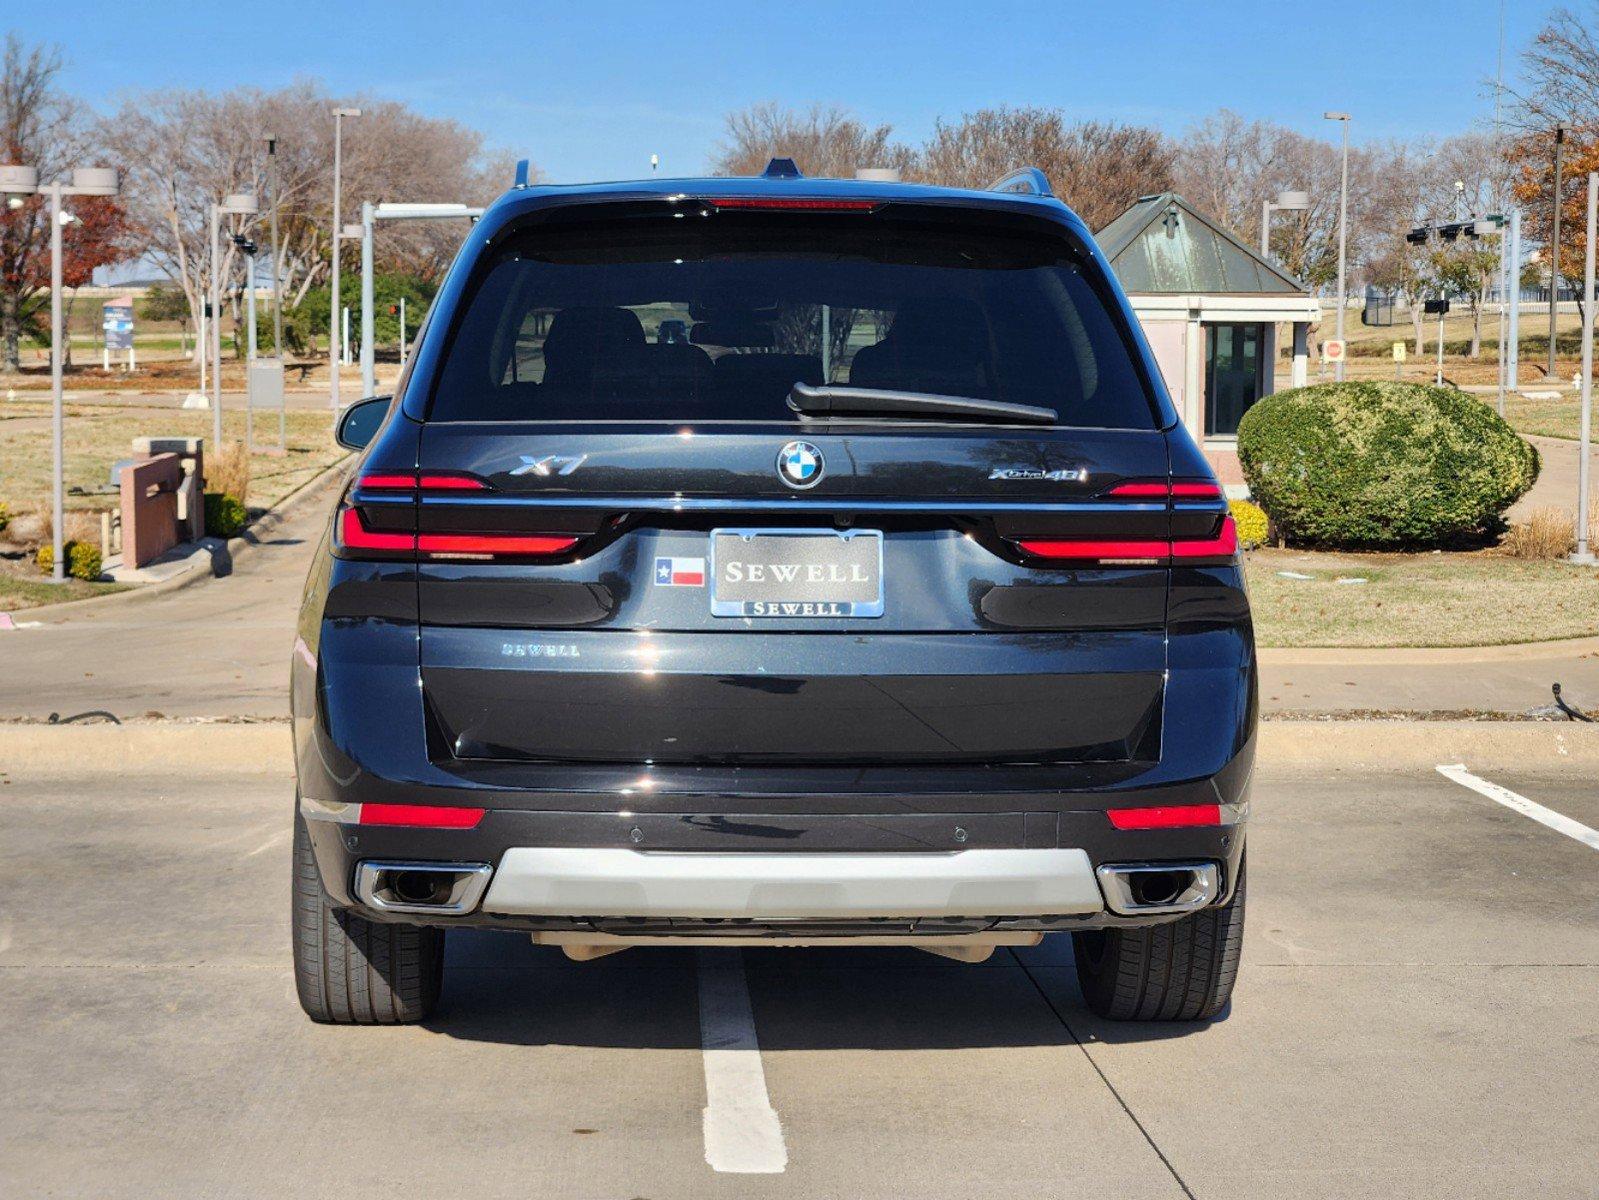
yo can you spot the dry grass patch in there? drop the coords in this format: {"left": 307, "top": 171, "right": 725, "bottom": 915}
{"left": 1247, "top": 547, "right": 1599, "bottom": 647}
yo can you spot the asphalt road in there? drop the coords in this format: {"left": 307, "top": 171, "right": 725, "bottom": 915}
{"left": 2, "top": 758, "right": 1596, "bottom": 1198}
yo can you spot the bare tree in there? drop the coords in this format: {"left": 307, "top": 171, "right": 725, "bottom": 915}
{"left": 1175, "top": 110, "right": 1419, "bottom": 291}
{"left": 0, "top": 34, "right": 92, "bottom": 372}
{"left": 917, "top": 108, "right": 1175, "bottom": 231}
{"left": 100, "top": 83, "right": 525, "bottom": 350}
{"left": 1507, "top": 4, "right": 1599, "bottom": 127}
{"left": 712, "top": 103, "right": 914, "bottom": 179}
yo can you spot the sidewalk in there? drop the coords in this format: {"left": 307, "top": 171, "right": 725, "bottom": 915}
{"left": 1259, "top": 638, "right": 1599, "bottom": 717}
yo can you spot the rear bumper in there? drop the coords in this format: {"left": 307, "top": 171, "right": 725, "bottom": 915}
{"left": 301, "top": 799, "right": 1245, "bottom": 932}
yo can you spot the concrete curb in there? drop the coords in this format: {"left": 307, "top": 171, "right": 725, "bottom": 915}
{"left": 1260, "top": 636, "right": 1599, "bottom": 666}
{"left": 1, "top": 720, "right": 1594, "bottom": 775}
{"left": 12, "top": 456, "right": 351, "bottom": 623}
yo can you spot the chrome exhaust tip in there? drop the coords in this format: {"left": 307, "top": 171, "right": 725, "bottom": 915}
{"left": 1096, "top": 862, "right": 1219, "bottom": 916}
{"left": 354, "top": 861, "right": 492, "bottom": 915}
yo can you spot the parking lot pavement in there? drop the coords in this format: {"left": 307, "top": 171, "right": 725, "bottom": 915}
{"left": 3, "top": 759, "right": 1597, "bottom": 1199}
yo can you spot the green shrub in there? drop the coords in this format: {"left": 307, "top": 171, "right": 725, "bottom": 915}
{"left": 1229, "top": 498, "right": 1269, "bottom": 549}
{"left": 204, "top": 492, "right": 248, "bottom": 538}
{"left": 1236, "top": 381, "right": 1538, "bottom": 549}
{"left": 36, "top": 539, "right": 104, "bottom": 581}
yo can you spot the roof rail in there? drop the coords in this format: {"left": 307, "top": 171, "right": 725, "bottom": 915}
{"left": 986, "top": 167, "right": 1053, "bottom": 197}
{"left": 514, "top": 159, "right": 531, "bottom": 188}
{"left": 762, "top": 157, "right": 803, "bottom": 180}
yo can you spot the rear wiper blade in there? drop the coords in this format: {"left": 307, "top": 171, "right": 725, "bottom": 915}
{"left": 787, "top": 382, "right": 1058, "bottom": 425}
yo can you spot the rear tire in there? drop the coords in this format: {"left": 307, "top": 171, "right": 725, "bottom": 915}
{"left": 1072, "top": 856, "right": 1245, "bottom": 1021}
{"left": 291, "top": 811, "right": 444, "bottom": 1024}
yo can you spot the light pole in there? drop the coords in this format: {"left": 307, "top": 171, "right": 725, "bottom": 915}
{"left": 1259, "top": 189, "right": 1309, "bottom": 261}
{"left": 266, "top": 135, "right": 284, "bottom": 359}
{"left": 330, "top": 107, "right": 361, "bottom": 411}
{"left": 234, "top": 234, "right": 259, "bottom": 449}
{"left": 1574, "top": 171, "right": 1595, "bottom": 566}
{"left": 1550, "top": 123, "right": 1570, "bottom": 380}
{"left": 1325, "top": 112, "right": 1352, "bottom": 382}
{"left": 0, "top": 163, "right": 120, "bottom": 583}
{"left": 209, "top": 193, "right": 258, "bottom": 455}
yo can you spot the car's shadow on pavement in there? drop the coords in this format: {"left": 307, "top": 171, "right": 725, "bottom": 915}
{"left": 426, "top": 928, "right": 1221, "bottom": 1049}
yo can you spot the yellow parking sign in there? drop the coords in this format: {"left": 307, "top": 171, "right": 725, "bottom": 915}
{"left": 1392, "top": 342, "right": 1407, "bottom": 362}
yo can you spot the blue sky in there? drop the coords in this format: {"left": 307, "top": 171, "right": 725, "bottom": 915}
{"left": 9, "top": 0, "right": 1547, "bottom": 182}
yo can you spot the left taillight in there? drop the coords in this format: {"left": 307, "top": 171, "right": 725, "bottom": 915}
{"left": 333, "top": 472, "right": 580, "bottom": 562}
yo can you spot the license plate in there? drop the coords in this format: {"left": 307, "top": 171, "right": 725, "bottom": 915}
{"left": 710, "top": 528, "right": 884, "bottom": 618}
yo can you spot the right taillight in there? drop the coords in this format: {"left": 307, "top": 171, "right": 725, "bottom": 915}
{"left": 1016, "top": 516, "right": 1238, "bottom": 566}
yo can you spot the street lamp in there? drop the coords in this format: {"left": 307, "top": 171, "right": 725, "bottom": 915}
{"left": 1324, "top": 112, "right": 1352, "bottom": 381}
{"left": 330, "top": 107, "right": 361, "bottom": 411}
{"left": 1550, "top": 123, "right": 1571, "bottom": 379}
{"left": 1259, "top": 189, "right": 1309, "bottom": 260}
{"left": 0, "top": 163, "right": 119, "bottom": 584}
{"left": 209, "top": 192, "right": 258, "bottom": 456}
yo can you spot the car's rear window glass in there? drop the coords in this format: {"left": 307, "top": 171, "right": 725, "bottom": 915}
{"left": 427, "top": 212, "right": 1158, "bottom": 428}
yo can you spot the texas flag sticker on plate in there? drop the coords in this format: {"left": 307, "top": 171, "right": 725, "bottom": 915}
{"left": 654, "top": 556, "right": 705, "bottom": 587}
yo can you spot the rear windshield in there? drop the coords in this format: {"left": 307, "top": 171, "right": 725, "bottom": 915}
{"left": 427, "top": 211, "right": 1158, "bottom": 428}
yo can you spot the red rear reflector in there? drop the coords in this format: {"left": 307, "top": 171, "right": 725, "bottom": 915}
{"left": 418, "top": 475, "right": 490, "bottom": 491}
{"left": 1016, "top": 539, "right": 1168, "bottom": 561}
{"left": 359, "top": 803, "right": 485, "bottom": 829}
{"left": 710, "top": 197, "right": 878, "bottom": 211}
{"left": 1170, "top": 516, "right": 1238, "bottom": 558}
{"left": 1108, "top": 804, "right": 1222, "bottom": 830}
{"left": 415, "top": 533, "right": 578, "bottom": 557}
{"left": 339, "top": 507, "right": 414, "bottom": 551}
{"left": 357, "top": 473, "right": 416, "bottom": 490}
{"left": 1104, "top": 481, "right": 1169, "bottom": 498}
{"left": 1171, "top": 481, "right": 1223, "bottom": 498}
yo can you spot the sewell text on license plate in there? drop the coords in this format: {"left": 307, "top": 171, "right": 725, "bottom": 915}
{"left": 709, "top": 528, "right": 884, "bottom": 618}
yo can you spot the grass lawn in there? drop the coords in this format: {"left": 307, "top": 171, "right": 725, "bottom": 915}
{"left": 1247, "top": 547, "right": 1599, "bottom": 648}
{"left": 0, "top": 402, "right": 348, "bottom": 518}
{"left": 1493, "top": 392, "right": 1584, "bottom": 441}
{"left": 0, "top": 570, "right": 128, "bottom": 612}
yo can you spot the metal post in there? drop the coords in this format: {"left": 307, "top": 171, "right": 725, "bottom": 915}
{"left": 343, "top": 306, "right": 350, "bottom": 366}
{"left": 330, "top": 112, "right": 344, "bottom": 410}
{"left": 1509, "top": 209, "right": 1522, "bottom": 389}
{"left": 1550, "top": 125, "right": 1567, "bottom": 380}
{"left": 1260, "top": 199, "right": 1272, "bottom": 258}
{"left": 1574, "top": 172, "right": 1595, "bottom": 565}
{"left": 210, "top": 203, "right": 223, "bottom": 455}
{"left": 1497, "top": 214, "right": 1509, "bottom": 416}
{"left": 1333, "top": 117, "right": 1351, "bottom": 382}
{"left": 1436, "top": 307, "right": 1446, "bottom": 387}
{"left": 246, "top": 255, "right": 258, "bottom": 451}
{"left": 360, "top": 201, "right": 375, "bottom": 398}
{"left": 246, "top": 259, "right": 257, "bottom": 363}
{"left": 268, "top": 136, "right": 283, "bottom": 359}
{"left": 399, "top": 296, "right": 407, "bottom": 366}
{"left": 49, "top": 182, "right": 65, "bottom": 584}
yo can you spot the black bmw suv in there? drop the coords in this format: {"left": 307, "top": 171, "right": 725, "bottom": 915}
{"left": 291, "top": 160, "right": 1253, "bottom": 1026}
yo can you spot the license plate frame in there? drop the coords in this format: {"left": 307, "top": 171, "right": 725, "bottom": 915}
{"left": 709, "top": 527, "right": 884, "bottom": 618}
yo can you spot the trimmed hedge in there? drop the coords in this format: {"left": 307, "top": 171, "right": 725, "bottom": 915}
{"left": 205, "top": 492, "right": 248, "bottom": 539}
{"left": 1236, "top": 381, "right": 1538, "bottom": 548}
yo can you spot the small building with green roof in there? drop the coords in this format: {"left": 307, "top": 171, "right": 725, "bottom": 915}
{"left": 1097, "top": 192, "right": 1321, "bottom": 484}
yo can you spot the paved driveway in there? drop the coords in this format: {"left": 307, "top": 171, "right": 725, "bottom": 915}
{"left": 3, "top": 755, "right": 1595, "bottom": 1198}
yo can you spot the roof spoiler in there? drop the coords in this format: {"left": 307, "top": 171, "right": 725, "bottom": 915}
{"left": 986, "top": 167, "right": 1053, "bottom": 197}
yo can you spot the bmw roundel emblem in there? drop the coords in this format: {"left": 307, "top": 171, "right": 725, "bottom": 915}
{"left": 776, "top": 440, "right": 824, "bottom": 489}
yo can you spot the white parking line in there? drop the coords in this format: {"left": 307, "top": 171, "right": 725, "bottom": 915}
{"left": 696, "top": 950, "right": 787, "bottom": 1174}
{"left": 1436, "top": 764, "right": 1599, "bottom": 851}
